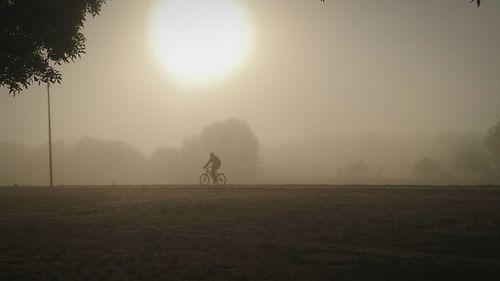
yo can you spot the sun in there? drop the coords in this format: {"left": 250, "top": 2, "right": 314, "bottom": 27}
{"left": 147, "top": 0, "right": 254, "bottom": 90}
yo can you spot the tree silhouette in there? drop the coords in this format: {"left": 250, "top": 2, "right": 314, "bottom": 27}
{"left": 182, "top": 119, "right": 261, "bottom": 183}
{"left": 341, "top": 161, "right": 370, "bottom": 179}
{"left": 452, "top": 142, "right": 490, "bottom": 180}
{"left": 484, "top": 119, "right": 500, "bottom": 175}
{"left": 413, "top": 157, "right": 443, "bottom": 180}
{"left": 0, "top": 0, "right": 107, "bottom": 94}
{"left": 150, "top": 146, "right": 186, "bottom": 183}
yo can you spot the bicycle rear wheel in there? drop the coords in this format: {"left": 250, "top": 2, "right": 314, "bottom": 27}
{"left": 215, "top": 173, "right": 226, "bottom": 186}
{"left": 199, "top": 173, "right": 210, "bottom": 185}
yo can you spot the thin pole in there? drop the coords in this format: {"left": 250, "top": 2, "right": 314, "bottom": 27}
{"left": 47, "top": 83, "right": 54, "bottom": 187}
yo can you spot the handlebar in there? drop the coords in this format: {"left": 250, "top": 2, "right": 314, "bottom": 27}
{"left": 203, "top": 166, "right": 217, "bottom": 172}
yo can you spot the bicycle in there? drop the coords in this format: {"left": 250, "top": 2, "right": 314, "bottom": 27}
{"left": 199, "top": 167, "right": 227, "bottom": 186}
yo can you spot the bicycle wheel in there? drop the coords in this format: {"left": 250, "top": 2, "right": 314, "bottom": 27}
{"left": 199, "top": 173, "right": 210, "bottom": 185}
{"left": 215, "top": 173, "right": 226, "bottom": 186}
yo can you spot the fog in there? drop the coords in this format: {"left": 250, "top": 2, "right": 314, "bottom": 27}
{"left": 1, "top": 118, "right": 498, "bottom": 185}
{"left": 1, "top": 0, "right": 500, "bottom": 185}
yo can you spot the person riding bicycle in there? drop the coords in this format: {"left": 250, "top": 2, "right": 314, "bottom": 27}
{"left": 203, "top": 152, "right": 222, "bottom": 183}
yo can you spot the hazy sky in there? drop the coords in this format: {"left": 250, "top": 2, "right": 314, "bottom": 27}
{"left": 1, "top": 0, "right": 499, "bottom": 153}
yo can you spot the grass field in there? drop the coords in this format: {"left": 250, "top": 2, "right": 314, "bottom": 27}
{"left": 1, "top": 185, "right": 500, "bottom": 280}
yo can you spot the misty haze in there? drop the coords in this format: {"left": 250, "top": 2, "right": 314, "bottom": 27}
{"left": 1, "top": 0, "right": 499, "bottom": 280}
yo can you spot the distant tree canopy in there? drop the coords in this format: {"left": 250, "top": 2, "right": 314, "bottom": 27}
{"left": 485, "top": 120, "right": 500, "bottom": 171}
{"left": 182, "top": 118, "right": 261, "bottom": 182}
{"left": 0, "top": 0, "right": 107, "bottom": 94}
{"left": 413, "top": 157, "right": 442, "bottom": 180}
{"left": 151, "top": 119, "right": 261, "bottom": 183}
{"left": 451, "top": 142, "right": 490, "bottom": 179}
{"left": 340, "top": 161, "right": 370, "bottom": 178}
{"left": 0, "top": 138, "right": 146, "bottom": 186}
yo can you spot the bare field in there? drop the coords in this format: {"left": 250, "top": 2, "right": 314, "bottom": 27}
{"left": 1, "top": 185, "right": 500, "bottom": 281}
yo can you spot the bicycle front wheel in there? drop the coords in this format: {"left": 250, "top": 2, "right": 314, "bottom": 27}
{"left": 215, "top": 173, "right": 227, "bottom": 186}
{"left": 199, "top": 173, "right": 210, "bottom": 185}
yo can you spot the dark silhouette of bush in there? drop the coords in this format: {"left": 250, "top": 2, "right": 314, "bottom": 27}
{"left": 413, "top": 157, "right": 443, "bottom": 181}
{"left": 451, "top": 142, "right": 491, "bottom": 182}
{"left": 485, "top": 119, "right": 500, "bottom": 177}
{"left": 340, "top": 161, "right": 370, "bottom": 179}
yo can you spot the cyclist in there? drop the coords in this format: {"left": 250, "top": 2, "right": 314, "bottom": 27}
{"left": 203, "top": 152, "right": 222, "bottom": 183}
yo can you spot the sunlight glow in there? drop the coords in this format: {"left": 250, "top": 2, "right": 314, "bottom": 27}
{"left": 147, "top": 0, "right": 254, "bottom": 90}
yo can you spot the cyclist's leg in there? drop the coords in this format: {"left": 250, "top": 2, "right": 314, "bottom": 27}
{"left": 210, "top": 168, "right": 217, "bottom": 182}
{"left": 212, "top": 166, "right": 220, "bottom": 183}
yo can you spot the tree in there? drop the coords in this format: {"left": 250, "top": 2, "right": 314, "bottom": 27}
{"left": 484, "top": 119, "right": 500, "bottom": 175}
{"left": 413, "top": 156, "right": 443, "bottom": 180}
{"left": 0, "top": 0, "right": 107, "bottom": 94}
{"left": 472, "top": 0, "right": 481, "bottom": 6}
{"left": 340, "top": 161, "right": 370, "bottom": 179}
{"left": 452, "top": 142, "right": 490, "bottom": 180}
{"left": 182, "top": 119, "right": 261, "bottom": 183}
{"left": 147, "top": 119, "right": 261, "bottom": 184}
{"left": 65, "top": 137, "right": 146, "bottom": 185}
{"left": 150, "top": 146, "right": 186, "bottom": 183}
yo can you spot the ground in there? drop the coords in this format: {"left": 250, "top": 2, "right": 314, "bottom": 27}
{"left": 1, "top": 185, "right": 500, "bottom": 280}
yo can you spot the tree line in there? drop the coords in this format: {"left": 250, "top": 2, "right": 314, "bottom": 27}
{"left": 0, "top": 119, "right": 260, "bottom": 185}
{"left": 1, "top": 118, "right": 498, "bottom": 186}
